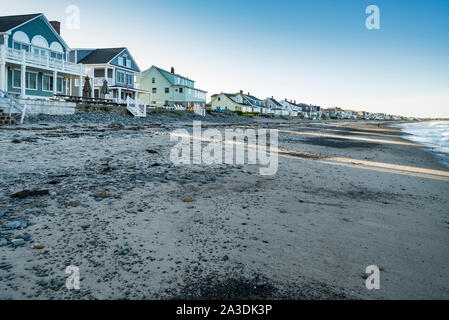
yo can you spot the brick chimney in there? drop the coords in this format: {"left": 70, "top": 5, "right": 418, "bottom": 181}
{"left": 171, "top": 67, "right": 175, "bottom": 74}
{"left": 240, "top": 90, "right": 243, "bottom": 94}
{"left": 50, "top": 21, "right": 61, "bottom": 35}
{"left": 294, "top": 100, "right": 296, "bottom": 104}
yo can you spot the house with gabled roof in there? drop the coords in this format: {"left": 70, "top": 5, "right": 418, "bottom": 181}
{"left": 139, "top": 65, "right": 207, "bottom": 108}
{"left": 70, "top": 47, "right": 148, "bottom": 101}
{"left": 0, "top": 13, "right": 83, "bottom": 99}
{"left": 209, "top": 92, "right": 250, "bottom": 112}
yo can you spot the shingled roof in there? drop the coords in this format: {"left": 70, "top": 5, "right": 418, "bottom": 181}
{"left": 0, "top": 13, "right": 41, "bottom": 32}
{"left": 78, "top": 48, "right": 126, "bottom": 64}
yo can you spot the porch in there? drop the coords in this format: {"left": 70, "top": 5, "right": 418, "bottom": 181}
{"left": 0, "top": 44, "right": 84, "bottom": 98}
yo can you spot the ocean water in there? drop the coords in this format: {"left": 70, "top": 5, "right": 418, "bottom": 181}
{"left": 398, "top": 121, "right": 449, "bottom": 168}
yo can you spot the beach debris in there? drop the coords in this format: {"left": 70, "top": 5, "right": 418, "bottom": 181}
{"left": 11, "top": 189, "right": 49, "bottom": 199}
{"left": 280, "top": 210, "right": 287, "bottom": 214}
{"left": 31, "top": 243, "right": 45, "bottom": 249}
{"left": 183, "top": 197, "right": 193, "bottom": 203}
{"left": 146, "top": 149, "right": 158, "bottom": 154}
{"left": 343, "top": 218, "right": 350, "bottom": 222}
{"left": 66, "top": 200, "right": 81, "bottom": 207}
{"left": 94, "top": 190, "right": 108, "bottom": 198}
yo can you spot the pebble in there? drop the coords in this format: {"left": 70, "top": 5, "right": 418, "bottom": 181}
{"left": 11, "top": 238, "right": 25, "bottom": 246}
{"left": 5, "top": 221, "right": 21, "bottom": 229}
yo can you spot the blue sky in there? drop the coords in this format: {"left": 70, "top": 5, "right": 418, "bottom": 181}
{"left": 2, "top": 0, "right": 449, "bottom": 117}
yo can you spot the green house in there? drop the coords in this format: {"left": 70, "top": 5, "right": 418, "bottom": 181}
{"left": 139, "top": 65, "right": 207, "bottom": 108}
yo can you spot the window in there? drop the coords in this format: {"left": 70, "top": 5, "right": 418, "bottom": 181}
{"left": 42, "top": 75, "right": 53, "bottom": 91}
{"left": 26, "top": 72, "right": 37, "bottom": 90}
{"left": 50, "top": 52, "right": 63, "bottom": 60}
{"left": 118, "top": 57, "right": 124, "bottom": 66}
{"left": 152, "top": 88, "right": 157, "bottom": 94}
{"left": 126, "top": 74, "right": 133, "bottom": 86}
{"left": 13, "top": 41, "right": 29, "bottom": 52}
{"left": 165, "top": 88, "right": 169, "bottom": 93}
{"left": 57, "top": 77, "right": 64, "bottom": 93}
{"left": 152, "top": 78, "right": 155, "bottom": 83}
{"left": 117, "top": 71, "right": 125, "bottom": 84}
{"left": 126, "top": 60, "right": 131, "bottom": 68}
{"left": 12, "top": 70, "right": 21, "bottom": 88}
{"left": 179, "top": 88, "right": 183, "bottom": 93}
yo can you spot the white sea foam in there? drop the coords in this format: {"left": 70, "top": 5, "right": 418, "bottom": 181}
{"left": 397, "top": 121, "right": 449, "bottom": 168}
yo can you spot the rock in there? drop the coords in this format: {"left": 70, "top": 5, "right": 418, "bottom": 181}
{"left": 280, "top": 210, "right": 287, "bottom": 214}
{"left": 183, "top": 197, "right": 193, "bottom": 203}
{"left": 94, "top": 190, "right": 107, "bottom": 198}
{"left": 11, "top": 238, "right": 25, "bottom": 246}
{"left": 256, "top": 281, "right": 266, "bottom": 287}
{"left": 5, "top": 221, "right": 22, "bottom": 229}
{"left": 66, "top": 200, "right": 81, "bottom": 207}
{"left": 222, "top": 255, "right": 229, "bottom": 261}
{"left": 0, "top": 238, "right": 7, "bottom": 246}
{"left": 11, "top": 190, "right": 49, "bottom": 199}
{"left": 23, "top": 233, "right": 31, "bottom": 241}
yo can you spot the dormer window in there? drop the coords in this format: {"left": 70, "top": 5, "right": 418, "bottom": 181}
{"left": 118, "top": 57, "right": 124, "bottom": 66}
{"left": 126, "top": 59, "right": 131, "bottom": 68}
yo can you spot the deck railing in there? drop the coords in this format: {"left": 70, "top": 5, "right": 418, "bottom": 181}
{"left": 0, "top": 45, "right": 82, "bottom": 75}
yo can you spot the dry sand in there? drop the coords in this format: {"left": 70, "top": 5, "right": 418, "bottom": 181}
{"left": 0, "top": 116, "right": 448, "bottom": 300}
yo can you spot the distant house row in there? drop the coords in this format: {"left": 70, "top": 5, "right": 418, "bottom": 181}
{"left": 0, "top": 13, "right": 208, "bottom": 110}
{"left": 208, "top": 91, "right": 322, "bottom": 119}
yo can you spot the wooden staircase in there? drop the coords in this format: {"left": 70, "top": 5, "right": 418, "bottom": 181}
{"left": 0, "top": 108, "right": 17, "bottom": 125}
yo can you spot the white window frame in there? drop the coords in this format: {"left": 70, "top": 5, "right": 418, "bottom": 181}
{"left": 56, "top": 76, "right": 64, "bottom": 93}
{"left": 42, "top": 74, "right": 53, "bottom": 92}
{"left": 26, "top": 71, "right": 38, "bottom": 91}
{"left": 116, "top": 71, "right": 125, "bottom": 84}
{"left": 126, "top": 59, "right": 131, "bottom": 68}
{"left": 12, "top": 69, "right": 21, "bottom": 89}
{"left": 118, "top": 57, "right": 124, "bottom": 66}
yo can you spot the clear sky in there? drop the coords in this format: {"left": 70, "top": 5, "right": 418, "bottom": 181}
{"left": 1, "top": 0, "right": 448, "bottom": 117}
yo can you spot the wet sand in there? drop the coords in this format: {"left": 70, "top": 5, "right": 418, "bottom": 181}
{"left": 0, "top": 116, "right": 448, "bottom": 300}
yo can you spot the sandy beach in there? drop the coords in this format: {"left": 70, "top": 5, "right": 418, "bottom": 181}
{"left": 0, "top": 113, "right": 448, "bottom": 300}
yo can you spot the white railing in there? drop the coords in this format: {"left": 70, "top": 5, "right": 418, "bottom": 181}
{"left": 193, "top": 105, "right": 206, "bottom": 117}
{"left": 0, "top": 89, "right": 27, "bottom": 124}
{"left": 126, "top": 96, "right": 147, "bottom": 117}
{"left": 94, "top": 77, "right": 114, "bottom": 86}
{"left": 1, "top": 45, "right": 82, "bottom": 75}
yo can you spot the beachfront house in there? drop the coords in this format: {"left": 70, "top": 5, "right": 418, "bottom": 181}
{"left": 279, "top": 99, "right": 298, "bottom": 117}
{"left": 264, "top": 97, "right": 284, "bottom": 115}
{"left": 139, "top": 66, "right": 207, "bottom": 109}
{"left": 69, "top": 47, "right": 148, "bottom": 102}
{"left": 0, "top": 13, "right": 83, "bottom": 99}
{"left": 233, "top": 91, "right": 266, "bottom": 113}
{"left": 209, "top": 91, "right": 269, "bottom": 114}
{"left": 209, "top": 92, "right": 249, "bottom": 112}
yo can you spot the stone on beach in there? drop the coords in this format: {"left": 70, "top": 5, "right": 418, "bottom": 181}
{"left": 11, "top": 190, "right": 50, "bottom": 199}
